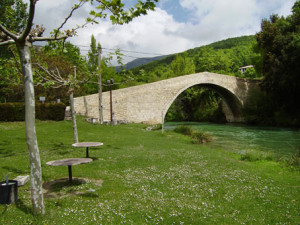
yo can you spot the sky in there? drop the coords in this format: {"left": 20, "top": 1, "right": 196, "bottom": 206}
{"left": 30, "top": 0, "right": 296, "bottom": 64}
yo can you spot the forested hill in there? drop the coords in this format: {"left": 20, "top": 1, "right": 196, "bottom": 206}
{"left": 126, "top": 35, "right": 259, "bottom": 84}
{"left": 121, "top": 55, "right": 168, "bottom": 70}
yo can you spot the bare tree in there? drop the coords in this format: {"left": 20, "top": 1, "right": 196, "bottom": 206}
{"left": 34, "top": 63, "right": 86, "bottom": 143}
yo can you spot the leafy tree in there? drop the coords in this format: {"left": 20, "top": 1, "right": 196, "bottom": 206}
{"left": 194, "top": 47, "right": 235, "bottom": 74}
{"left": 242, "top": 67, "right": 257, "bottom": 78}
{"left": 171, "top": 52, "right": 195, "bottom": 76}
{"left": 0, "top": 0, "right": 28, "bottom": 58}
{"left": 88, "top": 34, "right": 98, "bottom": 72}
{"left": 0, "top": 0, "right": 28, "bottom": 32}
{"left": 0, "top": 0, "right": 158, "bottom": 214}
{"left": 0, "top": 0, "right": 28, "bottom": 101}
{"left": 255, "top": 0, "right": 300, "bottom": 125}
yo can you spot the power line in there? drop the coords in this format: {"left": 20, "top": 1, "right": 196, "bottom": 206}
{"left": 32, "top": 43, "right": 166, "bottom": 59}
{"left": 68, "top": 47, "right": 163, "bottom": 60}
{"left": 103, "top": 47, "right": 165, "bottom": 56}
{"left": 75, "top": 44, "right": 165, "bottom": 56}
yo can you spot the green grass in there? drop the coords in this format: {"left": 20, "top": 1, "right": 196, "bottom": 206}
{"left": 0, "top": 118, "right": 299, "bottom": 224}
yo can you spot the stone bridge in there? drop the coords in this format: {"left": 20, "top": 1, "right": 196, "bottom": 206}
{"left": 74, "top": 72, "right": 260, "bottom": 124}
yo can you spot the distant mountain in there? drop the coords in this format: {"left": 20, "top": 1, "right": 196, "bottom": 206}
{"left": 125, "top": 55, "right": 168, "bottom": 70}
{"left": 116, "top": 55, "right": 168, "bottom": 71}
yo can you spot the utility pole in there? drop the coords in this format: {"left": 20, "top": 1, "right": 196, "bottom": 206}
{"left": 98, "top": 44, "right": 103, "bottom": 124}
{"left": 70, "top": 66, "right": 78, "bottom": 143}
{"left": 107, "top": 79, "right": 114, "bottom": 124}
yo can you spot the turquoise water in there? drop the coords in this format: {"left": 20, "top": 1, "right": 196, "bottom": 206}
{"left": 165, "top": 122, "right": 300, "bottom": 159}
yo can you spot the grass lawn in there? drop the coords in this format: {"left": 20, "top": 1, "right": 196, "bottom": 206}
{"left": 0, "top": 118, "right": 299, "bottom": 224}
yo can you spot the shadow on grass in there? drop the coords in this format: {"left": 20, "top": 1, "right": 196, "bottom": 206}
{"left": 79, "top": 192, "right": 99, "bottom": 198}
{"left": 43, "top": 178, "right": 85, "bottom": 191}
{"left": 48, "top": 142, "right": 73, "bottom": 156}
{"left": 2, "top": 166, "right": 24, "bottom": 174}
{"left": 0, "top": 148, "right": 16, "bottom": 157}
{"left": 15, "top": 199, "right": 32, "bottom": 215}
{"left": 1, "top": 205, "right": 8, "bottom": 215}
{"left": 42, "top": 178, "right": 101, "bottom": 199}
{"left": 105, "top": 144, "right": 121, "bottom": 150}
{"left": 0, "top": 140, "right": 17, "bottom": 157}
{"left": 51, "top": 142, "right": 68, "bottom": 151}
{"left": 1, "top": 200, "right": 33, "bottom": 216}
{"left": 90, "top": 157, "right": 99, "bottom": 161}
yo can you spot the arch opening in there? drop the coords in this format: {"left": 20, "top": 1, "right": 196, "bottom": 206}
{"left": 164, "top": 83, "right": 244, "bottom": 123}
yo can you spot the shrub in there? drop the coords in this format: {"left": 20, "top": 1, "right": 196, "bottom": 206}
{"left": 0, "top": 102, "right": 66, "bottom": 121}
{"left": 287, "top": 149, "right": 300, "bottom": 169}
{"left": 174, "top": 125, "right": 193, "bottom": 136}
{"left": 239, "top": 150, "right": 273, "bottom": 162}
{"left": 0, "top": 102, "right": 25, "bottom": 121}
{"left": 174, "top": 125, "right": 213, "bottom": 144}
{"left": 36, "top": 103, "right": 66, "bottom": 121}
{"left": 191, "top": 131, "right": 213, "bottom": 144}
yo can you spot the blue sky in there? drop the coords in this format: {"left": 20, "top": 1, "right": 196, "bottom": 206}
{"left": 31, "top": 0, "right": 296, "bottom": 64}
{"left": 159, "top": 0, "right": 193, "bottom": 23}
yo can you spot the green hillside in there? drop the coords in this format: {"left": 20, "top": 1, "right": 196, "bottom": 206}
{"left": 127, "top": 35, "right": 259, "bottom": 84}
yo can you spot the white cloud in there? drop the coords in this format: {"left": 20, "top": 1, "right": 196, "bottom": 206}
{"left": 27, "top": 0, "right": 297, "bottom": 64}
{"left": 70, "top": 8, "right": 193, "bottom": 63}
{"left": 176, "top": 0, "right": 296, "bottom": 45}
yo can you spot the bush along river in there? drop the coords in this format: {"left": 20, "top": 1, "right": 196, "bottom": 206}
{"left": 165, "top": 122, "right": 300, "bottom": 162}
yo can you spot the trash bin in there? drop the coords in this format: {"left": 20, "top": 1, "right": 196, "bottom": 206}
{"left": 0, "top": 180, "right": 18, "bottom": 204}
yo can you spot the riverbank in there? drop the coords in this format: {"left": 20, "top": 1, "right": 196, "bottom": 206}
{"left": 0, "top": 118, "right": 299, "bottom": 224}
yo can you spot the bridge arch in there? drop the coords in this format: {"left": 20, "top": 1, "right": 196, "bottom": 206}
{"left": 163, "top": 83, "right": 244, "bottom": 123}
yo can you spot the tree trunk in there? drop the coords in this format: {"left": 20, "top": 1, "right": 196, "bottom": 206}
{"left": 18, "top": 42, "right": 45, "bottom": 214}
{"left": 98, "top": 46, "right": 103, "bottom": 124}
{"left": 69, "top": 91, "right": 78, "bottom": 143}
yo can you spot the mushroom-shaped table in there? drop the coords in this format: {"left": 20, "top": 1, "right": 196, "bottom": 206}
{"left": 46, "top": 158, "right": 92, "bottom": 182}
{"left": 72, "top": 142, "right": 103, "bottom": 158}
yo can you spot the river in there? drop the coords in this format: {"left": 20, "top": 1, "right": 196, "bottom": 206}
{"left": 164, "top": 122, "right": 300, "bottom": 160}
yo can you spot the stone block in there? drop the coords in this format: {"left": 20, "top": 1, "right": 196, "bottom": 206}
{"left": 14, "top": 175, "right": 29, "bottom": 186}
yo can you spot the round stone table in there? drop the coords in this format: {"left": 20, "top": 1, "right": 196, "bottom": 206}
{"left": 72, "top": 142, "right": 103, "bottom": 158}
{"left": 46, "top": 158, "right": 93, "bottom": 182}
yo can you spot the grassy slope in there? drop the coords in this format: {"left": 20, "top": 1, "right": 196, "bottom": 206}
{"left": 0, "top": 118, "right": 299, "bottom": 224}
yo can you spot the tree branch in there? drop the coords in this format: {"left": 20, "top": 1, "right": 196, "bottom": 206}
{"left": 0, "top": 24, "right": 18, "bottom": 41}
{"left": 31, "top": 35, "right": 68, "bottom": 42}
{"left": 34, "top": 63, "right": 65, "bottom": 84}
{"left": 0, "top": 39, "right": 15, "bottom": 46}
{"left": 95, "top": 0, "right": 115, "bottom": 15}
{"left": 19, "top": 0, "right": 36, "bottom": 41}
{"left": 9, "top": 47, "right": 23, "bottom": 75}
{"left": 55, "top": 1, "right": 86, "bottom": 39}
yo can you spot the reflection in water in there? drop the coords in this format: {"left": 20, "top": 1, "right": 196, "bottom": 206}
{"left": 165, "top": 122, "right": 300, "bottom": 158}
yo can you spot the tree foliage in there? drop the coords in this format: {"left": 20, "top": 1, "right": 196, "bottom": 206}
{"left": 0, "top": 0, "right": 28, "bottom": 35}
{"left": 165, "top": 86, "right": 226, "bottom": 123}
{"left": 171, "top": 52, "right": 195, "bottom": 76}
{"left": 88, "top": 34, "right": 98, "bottom": 72}
{"left": 33, "top": 41, "right": 89, "bottom": 102}
{"left": 129, "top": 35, "right": 260, "bottom": 82}
{"left": 254, "top": 0, "right": 300, "bottom": 126}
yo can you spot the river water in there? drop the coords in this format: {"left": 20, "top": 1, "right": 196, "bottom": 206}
{"left": 164, "top": 122, "right": 300, "bottom": 160}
